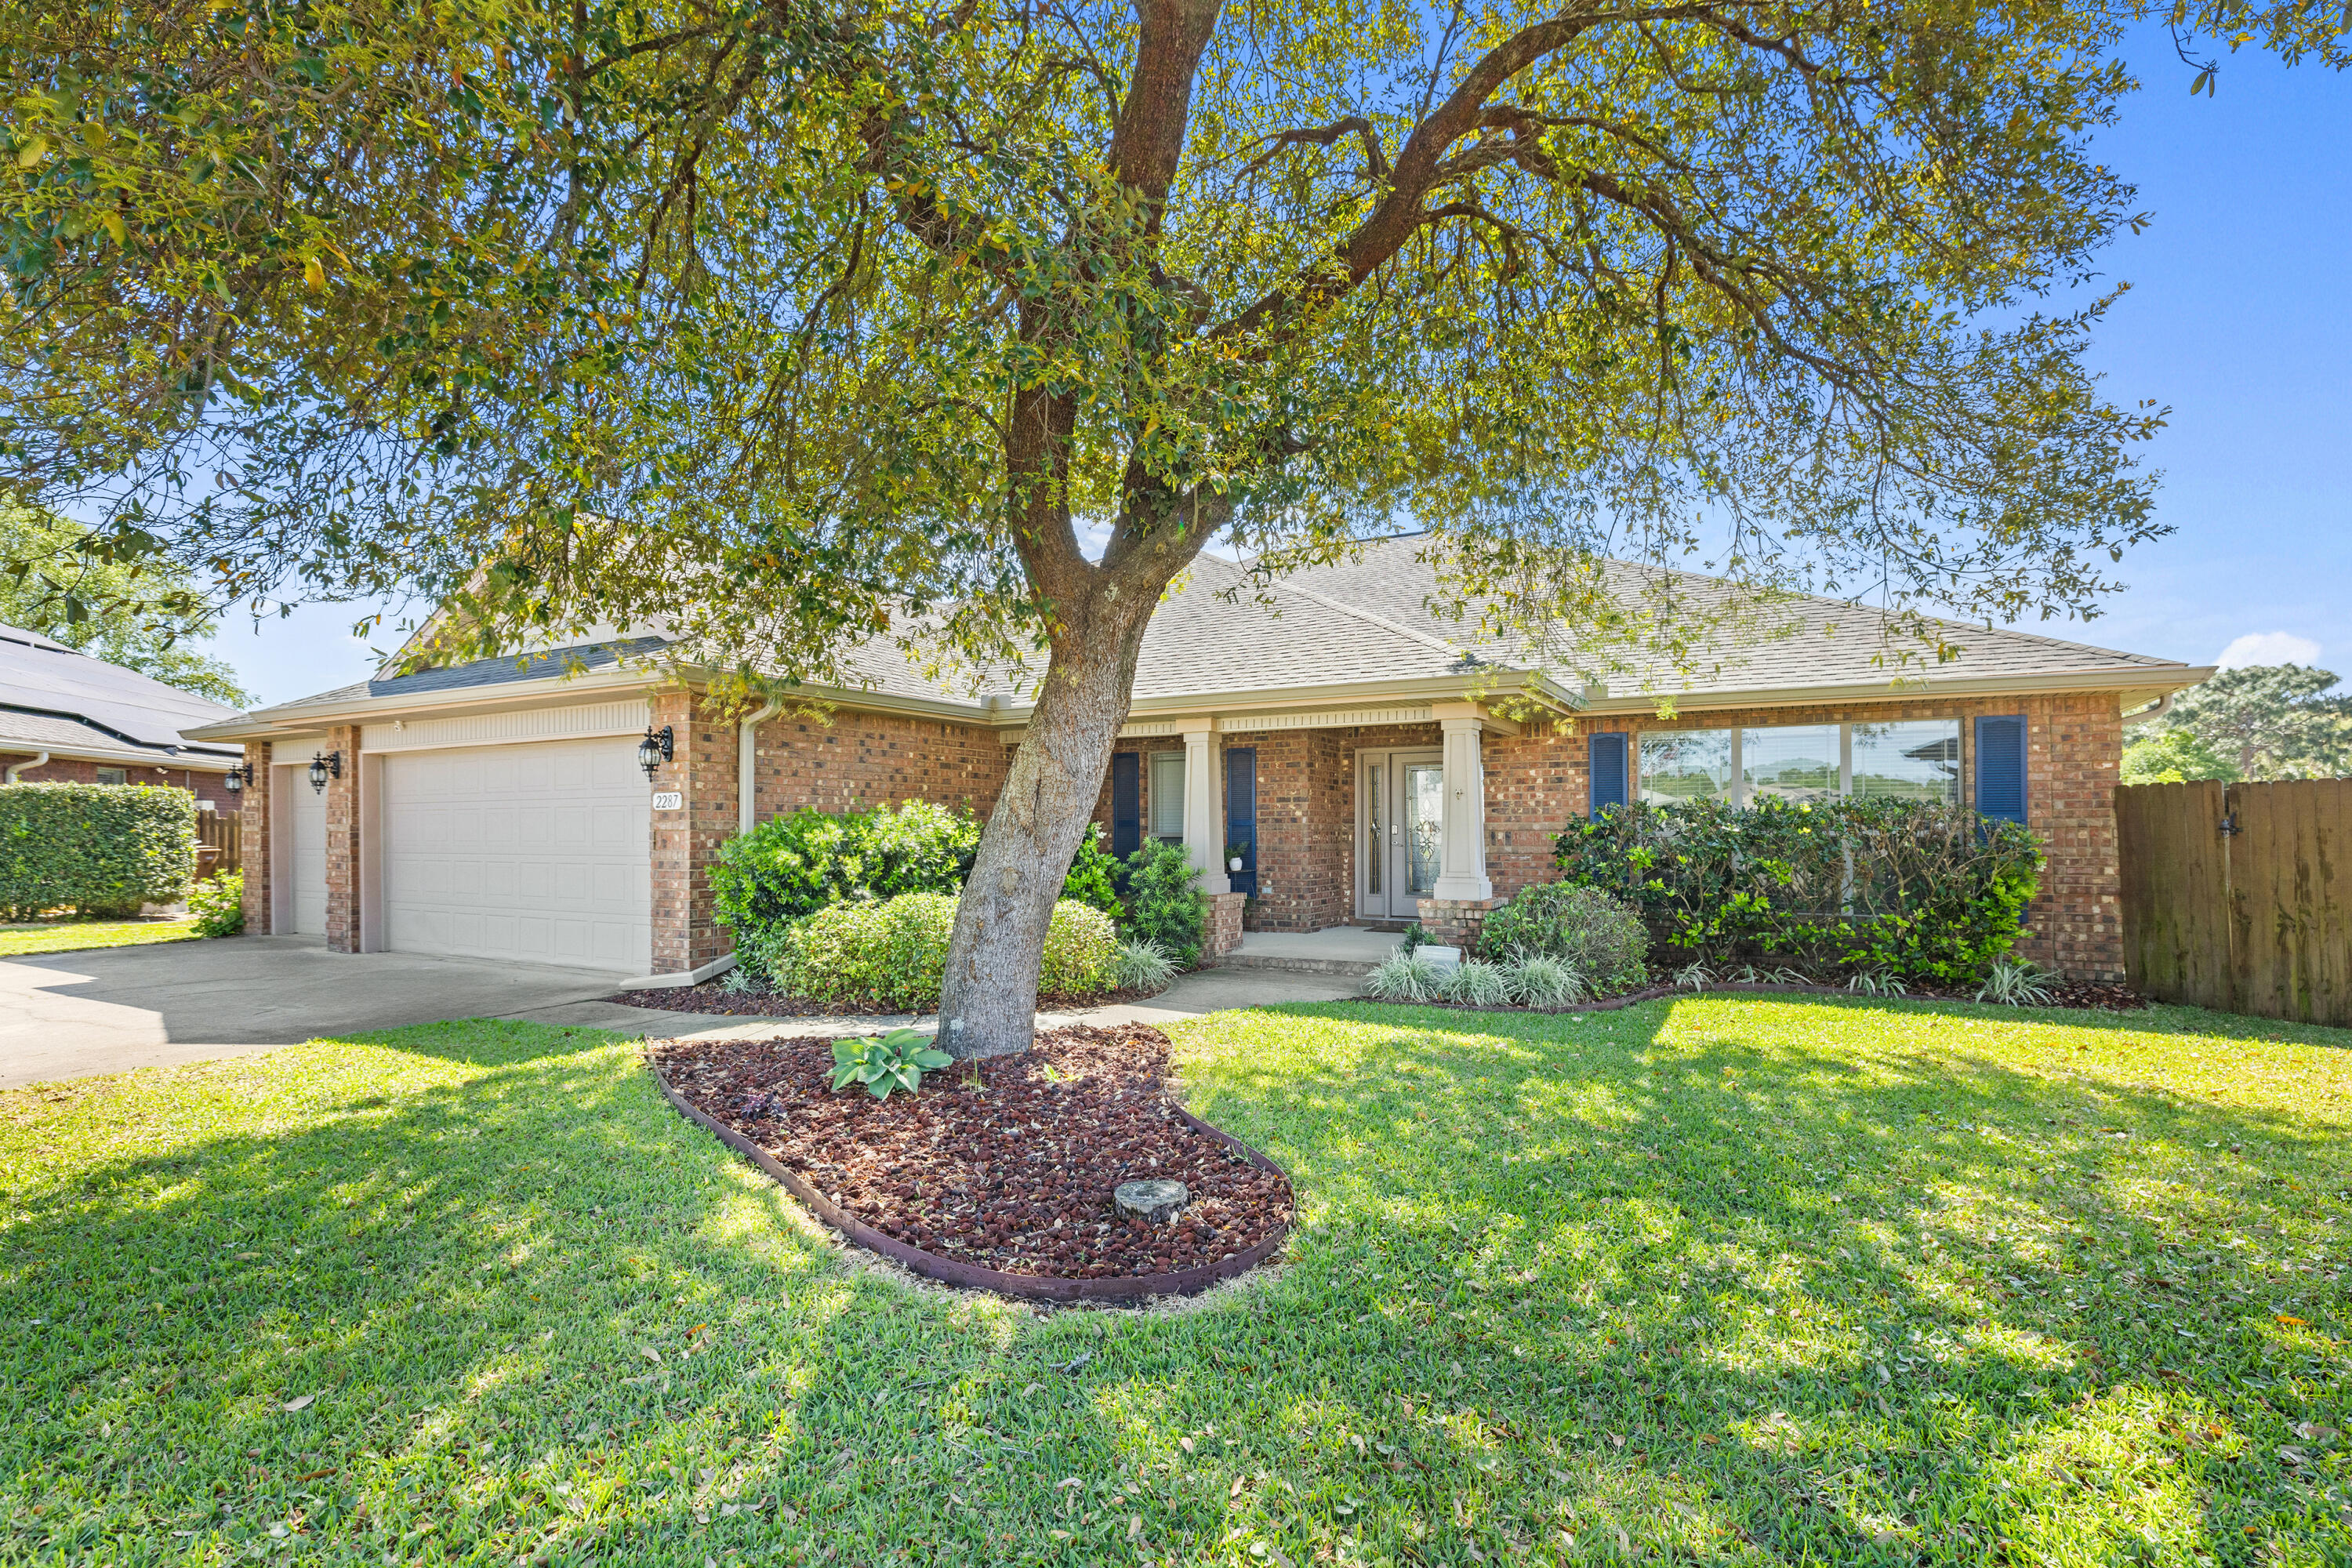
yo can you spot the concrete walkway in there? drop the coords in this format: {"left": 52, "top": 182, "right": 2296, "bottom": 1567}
{"left": 2, "top": 935, "right": 1365, "bottom": 1088}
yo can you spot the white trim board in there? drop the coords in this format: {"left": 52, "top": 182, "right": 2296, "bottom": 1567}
{"left": 361, "top": 700, "right": 652, "bottom": 754}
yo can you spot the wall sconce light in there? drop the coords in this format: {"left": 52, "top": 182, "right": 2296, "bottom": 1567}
{"left": 637, "top": 725, "right": 674, "bottom": 779}
{"left": 223, "top": 763, "right": 256, "bottom": 796}
{"left": 308, "top": 750, "right": 342, "bottom": 794}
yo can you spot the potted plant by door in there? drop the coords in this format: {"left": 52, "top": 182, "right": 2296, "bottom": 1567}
{"left": 1225, "top": 839, "right": 1250, "bottom": 873}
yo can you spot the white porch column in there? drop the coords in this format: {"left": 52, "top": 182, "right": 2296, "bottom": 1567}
{"left": 1181, "top": 725, "right": 1231, "bottom": 895}
{"left": 1432, "top": 716, "right": 1493, "bottom": 902}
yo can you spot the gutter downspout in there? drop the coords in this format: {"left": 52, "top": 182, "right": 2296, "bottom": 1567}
{"left": 739, "top": 700, "right": 782, "bottom": 834}
{"left": 5, "top": 751, "right": 49, "bottom": 783}
{"left": 2122, "top": 692, "right": 2176, "bottom": 726}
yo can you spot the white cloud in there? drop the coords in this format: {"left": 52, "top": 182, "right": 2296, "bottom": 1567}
{"left": 2216, "top": 631, "right": 2322, "bottom": 669}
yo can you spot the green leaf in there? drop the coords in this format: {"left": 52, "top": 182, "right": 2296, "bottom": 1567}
{"left": 910, "top": 1049, "right": 953, "bottom": 1069}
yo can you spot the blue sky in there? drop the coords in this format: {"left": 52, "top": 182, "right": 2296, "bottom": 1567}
{"left": 209, "top": 36, "right": 2352, "bottom": 706}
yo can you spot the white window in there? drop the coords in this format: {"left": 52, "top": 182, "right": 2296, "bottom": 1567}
{"left": 1149, "top": 752, "right": 1185, "bottom": 840}
{"left": 1632, "top": 720, "right": 1962, "bottom": 807}
{"left": 95, "top": 767, "right": 128, "bottom": 786}
{"left": 1851, "top": 720, "right": 1962, "bottom": 804}
{"left": 1638, "top": 730, "right": 1733, "bottom": 806}
{"left": 1741, "top": 724, "right": 1842, "bottom": 804}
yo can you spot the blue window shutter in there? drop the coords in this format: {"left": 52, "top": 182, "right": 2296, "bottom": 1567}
{"left": 1225, "top": 746, "right": 1258, "bottom": 896}
{"left": 1589, "top": 732, "right": 1629, "bottom": 817}
{"left": 1975, "top": 716, "right": 2028, "bottom": 824}
{"left": 1111, "top": 751, "right": 1141, "bottom": 858}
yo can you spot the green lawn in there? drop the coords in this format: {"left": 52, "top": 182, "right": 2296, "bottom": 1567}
{"left": 4, "top": 999, "right": 2348, "bottom": 1566}
{"left": 0, "top": 917, "right": 200, "bottom": 957}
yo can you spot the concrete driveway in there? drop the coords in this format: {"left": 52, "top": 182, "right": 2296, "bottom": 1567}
{"left": 2, "top": 934, "right": 1367, "bottom": 1090}
{"left": 0, "top": 935, "right": 679, "bottom": 1089}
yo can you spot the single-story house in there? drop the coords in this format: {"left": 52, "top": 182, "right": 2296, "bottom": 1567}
{"left": 186, "top": 537, "right": 2212, "bottom": 984}
{"left": 1, "top": 620, "right": 243, "bottom": 808}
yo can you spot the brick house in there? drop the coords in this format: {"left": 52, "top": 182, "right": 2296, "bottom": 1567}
{"left": 1, "top": 620, "right": 243, "bottom": 811}
{"left": 187, "top": 539, "right": 2210, "bottom": 983}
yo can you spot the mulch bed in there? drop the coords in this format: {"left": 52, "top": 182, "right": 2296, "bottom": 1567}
{"left": 649, "top": 1025, "right": 1292, "bottom": 1280}
{"left": 610, "top": 983, "right": 1152, "bottom": 1016}
{"left": 1343, "top": 977, "right": 2148, "bottom": 1015}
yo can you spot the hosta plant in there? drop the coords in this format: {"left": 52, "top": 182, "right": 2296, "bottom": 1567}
{"left": 831, "top": 1029, "right": 954, "bottom": 1100}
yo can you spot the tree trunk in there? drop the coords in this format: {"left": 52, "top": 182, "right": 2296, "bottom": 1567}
{"left": 935, "top": 586, "right": 1159, "bottom": 1059}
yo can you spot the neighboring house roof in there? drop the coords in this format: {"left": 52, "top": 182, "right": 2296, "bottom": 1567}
{"left": 187, "top": 535, "right": 2211, "bottom": 739}
{"left": 0, "top": 622, "right": 242, "bottom": 768}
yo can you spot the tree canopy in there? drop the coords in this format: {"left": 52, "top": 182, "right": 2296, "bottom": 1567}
{"left": 4, "top": 0, "right": 2345, "bottom": 1049}
{"left": 2135, "top": 663, "right": 2352, "bottom": 782}
{"left": 0, "top": 503, "right": 255, "bottom": 706}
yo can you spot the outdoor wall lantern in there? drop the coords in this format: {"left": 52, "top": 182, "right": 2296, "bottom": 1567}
{"left": 637, "top": 725, "right": 674, "bottom": 779}
{"left": 308, "top": 751, "right": 342, "bottom": 794}
{"left": 223, "top": 763, "right": 256, "bottom": 796}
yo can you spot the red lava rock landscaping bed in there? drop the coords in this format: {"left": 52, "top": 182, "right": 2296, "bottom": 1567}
{"left": 649, "top": 1025, "right": 1292, "bottom": 1285}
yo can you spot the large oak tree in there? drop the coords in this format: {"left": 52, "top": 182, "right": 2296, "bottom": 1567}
{"left": 2, "top": 0, "right": 2339, "bottom": 1053}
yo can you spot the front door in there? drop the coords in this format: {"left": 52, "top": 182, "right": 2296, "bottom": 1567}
{"left": 1356, "top": 749, "right": 1444, "bottom": 920}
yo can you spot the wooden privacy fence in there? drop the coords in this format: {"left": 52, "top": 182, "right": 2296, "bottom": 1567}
{"left": 195, "top": 809, "right": 242, "bottom": 880}
{"left": 2116, "top": 779, "right": 2350, "bottom": 1025}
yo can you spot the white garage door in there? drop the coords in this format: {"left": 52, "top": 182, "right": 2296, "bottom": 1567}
{"left": 285, "top": 772, "right": 328, "bottom": 936}
{"left": 379, "top": 737, "right": 651, "bottom": 972}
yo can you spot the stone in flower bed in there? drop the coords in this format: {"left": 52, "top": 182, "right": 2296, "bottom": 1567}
{"left": 650, "top": 1025, "right": 1290, "bottom": 1280}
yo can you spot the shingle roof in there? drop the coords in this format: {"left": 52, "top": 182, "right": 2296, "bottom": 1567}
{"left": 212, "top": 536, "right": 2201, "bottom": 727}
{"left": 0, "top": 622, "right": 242, "bottom": 763}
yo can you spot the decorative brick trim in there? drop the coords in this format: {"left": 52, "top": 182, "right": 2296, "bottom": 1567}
{"left": 1204, "top": 891, "right": 1246, "bottom": 958}
{"left": 1417, "top": 896, "right": 1502, "bottom": 953}
{"left": 240, "top": 742, "right": 273, "bottom": 933}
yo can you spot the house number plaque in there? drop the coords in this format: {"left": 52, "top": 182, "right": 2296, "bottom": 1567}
{"left": 652, "top": 790, "right": 684, "bottom": 811}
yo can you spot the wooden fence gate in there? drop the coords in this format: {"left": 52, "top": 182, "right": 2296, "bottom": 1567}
{"left": 2116, "top": 779, "right": 2351, "bottom": 1025}
{"left": 195, "top": 809, "right": 242, "bottom": 880}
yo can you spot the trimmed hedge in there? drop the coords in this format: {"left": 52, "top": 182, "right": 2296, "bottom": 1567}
{"left": 771, "top": 893, "right": 1119, "bottom": 1010}
{"left": 1554, "top": 797, "right": 2042, "bottom": 985}
{"left": 0, "top": 783, "right": 197, "bottom": 920}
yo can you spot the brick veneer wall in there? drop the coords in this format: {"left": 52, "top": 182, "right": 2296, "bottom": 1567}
{"left": 0, "top": 752, "right": 238, "bottom": 812}
{"left": 1494, "top": 691, "right": 2126, "bottom": 979}
{"left": 321, "top": 723, "right": 364, "bottom": 953}
{"left": 750, "top": 710, "right": 1008, "bottom": 821}
{"left": 239, "top": 741, "right": 273, "bottom": 932}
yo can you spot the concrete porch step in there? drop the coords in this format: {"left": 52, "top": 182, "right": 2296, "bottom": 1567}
{"left": 1200, "top": 927, "right": 1403, "bottom": 978}
{"left": 1203, "top": 951, "right": 1381, "bottom": 978}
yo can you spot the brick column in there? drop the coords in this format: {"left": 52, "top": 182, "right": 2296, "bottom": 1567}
{"left": 1418, "top": 895, "right": 1503, "bottom": 953}
{"left": 321, "top": 724, "right": 364, "bottom": 953}
{"left": 1203, "top": 891, "right": 1246, "bottom": 958}
{"left": 238, "top": 741, "right": 273, "bottom": 933}
{"left": 648, "top": 690, "right": 739, "bottom": 977}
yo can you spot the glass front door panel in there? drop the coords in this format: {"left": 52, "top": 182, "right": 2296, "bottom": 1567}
{"left": 1366, "top": 764, "right": 1384, "bottom": 895}
{"left": 1405, "top": 764, "right": 1443, "bottom": 895}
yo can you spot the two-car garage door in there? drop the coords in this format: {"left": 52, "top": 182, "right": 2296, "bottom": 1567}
{"left": 379, "top": 737, "right": 651, "bottom": 973}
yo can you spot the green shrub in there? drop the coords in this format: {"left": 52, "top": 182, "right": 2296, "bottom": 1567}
{"left": 1061, "top": 823, "right": 1123, "bottom": 920}
{"left": 188, "top": 869, "right": 245, "bottom": 936}
{"left": 710, "top": 800, "right": 980, "bottom": 974}
{"left": 1121, "top": 840, "right": 1204, "bottom": 966}
{"left": 1476, "top": 881, "right": 1650, "bottom": 994}
{"left": 0, "top": 783, "right": 196, "bottom": 919}
{"left": 774, "top": 893, "right": 1118, "bottom": 1009}
{"left": 1442, "top": 958, "right": 1515, "bottom": 1008}
{"left": 1552, "top": 797, "right": 2042, "bottom": 987}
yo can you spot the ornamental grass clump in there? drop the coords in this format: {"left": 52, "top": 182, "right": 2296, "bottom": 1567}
{"left": 1507, "top": 953, "right": 1588, "bottom": 1009}
{"left": 1476, "top": 883, "right": 1649, "bottom": 995}
{"left": 1441, "top": 958, "right": 1515, "bottom": 1009}
{"left": 1363, "top": 950, "right": 1447, "bottom": 1004}
{"left": 1112, "top": 938, "right": 1178, "bottom": 993}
